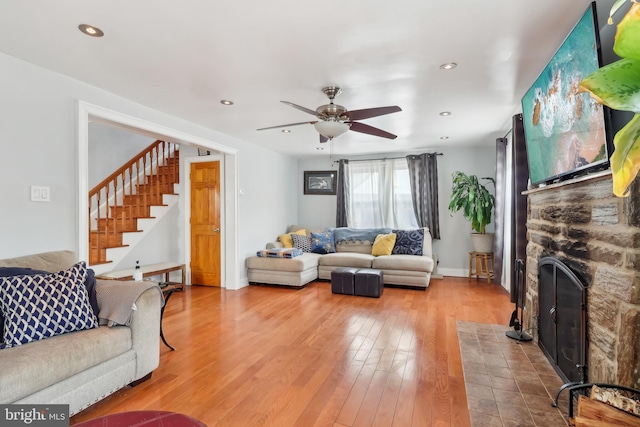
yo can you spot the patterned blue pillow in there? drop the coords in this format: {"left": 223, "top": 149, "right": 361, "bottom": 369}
{"left": 0, "top": 267, "right": 49, "bottom": 345}
{"left": 0, "top": 261, "right": 98, "bottom": 348}
{"left": 392, "top": 229, "right": 424, "bottom": 255}
{"left": 311, "top": 231, "right": 336, "bottom": 254}
{"left": 291, "top": 233, "right": 312, "bottom": 253}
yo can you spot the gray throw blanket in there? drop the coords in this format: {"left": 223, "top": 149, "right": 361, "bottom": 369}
{"left": 96, "top": 280, "right": 164, "bottom": 327}
{"left": 333, "top": 227, "right": 392, "bottom": 244}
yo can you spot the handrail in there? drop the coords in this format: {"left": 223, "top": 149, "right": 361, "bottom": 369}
{"left": 90, "top": 140, "right": 166, "bottom": 198}
{"left": 88, "top": 140, "right": 179, "bottom": 265}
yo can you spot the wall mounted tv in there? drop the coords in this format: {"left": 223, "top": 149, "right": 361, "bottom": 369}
{"left": 521, "top": 2, "right": 611, "bottom": 186}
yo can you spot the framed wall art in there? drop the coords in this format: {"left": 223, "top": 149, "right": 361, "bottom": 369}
{"left": 303, "top": 170, "right": 337, "bottom": 195}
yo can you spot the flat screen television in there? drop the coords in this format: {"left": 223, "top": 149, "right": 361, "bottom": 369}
{"left": 521, "top": 2, "right": 612, "bottom": 186}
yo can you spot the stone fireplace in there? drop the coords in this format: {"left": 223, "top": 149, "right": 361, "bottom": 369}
{"left": 524, "top": 172, "right": 640, "bottom": 389}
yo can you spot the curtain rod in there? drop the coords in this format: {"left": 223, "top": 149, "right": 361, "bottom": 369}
{"left": 333, "top": 152, "right": 443, "bottom": 163}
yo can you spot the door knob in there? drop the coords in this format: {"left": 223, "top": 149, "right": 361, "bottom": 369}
{"left": 214, "top": 227, "right": 220, "bottom": 232}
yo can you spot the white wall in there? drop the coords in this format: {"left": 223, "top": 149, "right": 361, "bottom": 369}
{"left": 88, "top": 122, "right": 155, "bottom": 188}
{"left": 0, "top": 52, "right": 298, "bottom": 289}
{"left": 296, "top": 146, "right": 497, "bottom": 276}
{"left": 436, "top": 146, "right": 496, "bottom": 276}
{"left": 297, "top": 157, "right": 338, "bottom": 229}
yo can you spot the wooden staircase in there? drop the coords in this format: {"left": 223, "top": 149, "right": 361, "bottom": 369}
{"left": 89, "top": 140, "right": 180, "bottom": 266}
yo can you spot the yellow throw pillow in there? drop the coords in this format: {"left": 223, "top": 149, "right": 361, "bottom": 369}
{"left": 278, "top": 229, "right": 307, "bottom": 248}
{"left": 371, "top": 232, "right": 396, "bottom": 256}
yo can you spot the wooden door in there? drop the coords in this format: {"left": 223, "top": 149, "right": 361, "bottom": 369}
{"left": 190, "top": 161, "right": 221, "bottom": 286}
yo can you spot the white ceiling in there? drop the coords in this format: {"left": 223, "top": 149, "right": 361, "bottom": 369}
{"left": 0, "top": 0, "right": 602, "bottom": 158}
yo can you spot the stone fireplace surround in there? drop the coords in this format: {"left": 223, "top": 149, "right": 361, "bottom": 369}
{"left": 524, "top": 172, "right": 640, "bottom": 389}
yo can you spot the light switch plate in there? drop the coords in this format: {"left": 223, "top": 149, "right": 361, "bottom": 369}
{"left": 31, "top": 185, "right": 50, "bottom": 202}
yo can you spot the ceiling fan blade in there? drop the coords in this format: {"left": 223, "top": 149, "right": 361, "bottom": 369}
{"left": 257, "top": 121, "right": 316, "bottom": 131}
{"left": 344, "top": 106, "right": 402, "bottom": 121}
{"left": 280, "top": 101, "right": 319, "bottom": 117}
{"left": 320, "top": 134, "right": 329, "bottom": 143}
{"left": 348, "top": 122, "right": 398, "bottom": 139}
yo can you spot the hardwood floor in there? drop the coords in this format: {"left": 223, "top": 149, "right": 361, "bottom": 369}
{"left": 71, "top": 277, "right": 514, "bottom": 427}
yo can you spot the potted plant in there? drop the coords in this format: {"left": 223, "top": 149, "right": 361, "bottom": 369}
{"left": 448, "top": 171, "right": 496, "bottom": 253}
{"left": 579, "top": 0, "right": 640, "bottom": 197}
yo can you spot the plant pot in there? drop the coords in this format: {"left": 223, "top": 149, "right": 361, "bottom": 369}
{"left": 471, "top": 233, "right": 494, "bottom": 253}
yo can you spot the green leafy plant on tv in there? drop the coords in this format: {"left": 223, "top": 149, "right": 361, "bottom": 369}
{"left": 448, "top": 171, "right": 495, "bottom": 234}
{"left": 579, "top": 0, "right": 640, "bottom": 197}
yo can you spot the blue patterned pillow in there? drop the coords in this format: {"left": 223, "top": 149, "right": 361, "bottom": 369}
{"left": 0, "top": 267, "right": 49, "bottom": 345}
{"left": 392, "top": 229, "right": 424, "bottom": 255}
{"left": 311, "top": 231, "right": 336, "bottom": 254}
{"left": 0, "top": 261, "right": 98, "bottom": 348}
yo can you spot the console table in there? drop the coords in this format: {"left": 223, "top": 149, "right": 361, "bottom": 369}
{"left": 95, "top": 262, "right": 186, "bottom": 289}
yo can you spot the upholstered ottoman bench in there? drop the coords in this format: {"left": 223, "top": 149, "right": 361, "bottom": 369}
{"left": 331, "top": 267, "right": 359, "bottom": 295}
{"left": 246, "top": 252, "right": 322, "bottom": 288}
{"left": 354, "top": 268, "right": 384, "bottom": 298}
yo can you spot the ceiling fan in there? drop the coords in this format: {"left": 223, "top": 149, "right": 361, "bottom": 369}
{"left": 257, "top": 86, "right": 402, "bottom": 142}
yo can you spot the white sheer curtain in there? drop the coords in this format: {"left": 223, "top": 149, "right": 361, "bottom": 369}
{"left": 346, "top": 159, "right": 419, "bottom": 229}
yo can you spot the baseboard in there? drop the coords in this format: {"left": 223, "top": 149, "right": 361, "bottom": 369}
{"left": 437, "top": 268, "right": 468, "bottom": 277}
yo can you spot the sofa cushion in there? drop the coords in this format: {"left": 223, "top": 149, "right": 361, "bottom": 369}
{"left": 392, "top": 229, "right": 424, "bottom": 255}
{"left": 278, "top": 229, "right": 307, "bottom": 248}
{"left": 0, "top": 261, "right": 98, "bottom": 348}
{"left": 319, "top": 252, "right": 375, "bottom": 269}
{"left": 373, "top": 254, "right": 434, "bottom": 272}
{"left": 311, "top": 231, "right": 336, "bottom": 254}
{"left": 246, "top": 253, "right": 322, "bottom": 272}
{"left": 291, "top": 233, "right": 312, "bottom": 253}
{"left": 335, "top": 241, "right": 373, "bottom": 254}
{"left": 0, "top": 324, "right": 132, "bottom": 403}
{"left": 371, "top": 233, "right": 397, "bottom": 256}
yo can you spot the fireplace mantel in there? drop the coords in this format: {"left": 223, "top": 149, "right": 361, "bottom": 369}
{"left": 523, "top": 170, "right": 611, "bottom": 196}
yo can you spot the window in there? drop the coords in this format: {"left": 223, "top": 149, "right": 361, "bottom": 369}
{"left": 346, "top": 159, "right": 418, "bottom": 229}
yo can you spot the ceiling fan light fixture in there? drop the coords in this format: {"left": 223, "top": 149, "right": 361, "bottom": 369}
{"left": 314, "top": 121, "right": 350, "bottom": 139}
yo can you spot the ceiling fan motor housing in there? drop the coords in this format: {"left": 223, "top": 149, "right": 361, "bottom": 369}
{"left": 316, "top": 103, "right": 348, "bottom": 121}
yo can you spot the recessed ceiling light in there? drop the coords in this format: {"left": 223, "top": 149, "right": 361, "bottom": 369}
{"left": 220, "top": 100, "right": 234, "bottom": 106}
{"left": 440, "top": 136, "right": 450, "bottom": 140}
{"left": 440, "top": 62, "right": 457, "bottom": 70}
{"left": 282, "top": 129, "right": 291, "bottom": 133}
{"left": 78, "top": 24, "right": 104, "bottom": 37}
{"left": 316, "top": 147, "right": 324, "bottom": 150}
{"left": 439, "top": 111, "right": 452, "bottom": 116}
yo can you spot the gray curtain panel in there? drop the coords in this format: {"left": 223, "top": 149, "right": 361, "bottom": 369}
{"left": 493, "top": 137, "right": 508, "bottom": 286}
{"left": 335, "top": 159, "right": 349, "bottom": 227}
{"left": 406, "top": 153, "right": 440, "bottom": 239}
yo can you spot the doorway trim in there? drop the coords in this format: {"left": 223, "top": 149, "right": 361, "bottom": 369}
{"left": 77, "top": 101, "right": 240, "bottom": 289}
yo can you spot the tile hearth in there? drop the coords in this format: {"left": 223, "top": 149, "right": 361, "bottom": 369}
{"left": 457, "top": 321, "right": 570, "bottom": 427}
